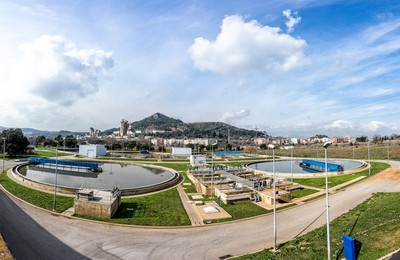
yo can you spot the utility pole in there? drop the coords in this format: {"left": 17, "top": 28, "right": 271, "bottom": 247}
{"left": 2, "top": 137, "right": 6, "bottom": 174}
{"left": 255, "top": 126, "right": 258, "bottom": 155}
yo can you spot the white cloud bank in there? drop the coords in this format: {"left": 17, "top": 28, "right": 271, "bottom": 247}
{"left": 188, "top": 15, "right": 310, "bottom": 75}
{"left": 1, "top": 35, "right": 114, "bottom": 129}
{"left": 221, "top": 109, "right": 250, "bottom": 124}
{"left": 10, "top": 35, "right": 114, "bottom": 106}
{"left": 324, "top": 120, "right": 390, "bottom": 134}
{"left": 263, "top": 119, "right": 398, "bottom": 138}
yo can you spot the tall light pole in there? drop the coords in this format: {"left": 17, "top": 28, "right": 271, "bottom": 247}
{"left": 387, "top": 141, "right": 390, "bottom": 163}
{"left": 255, "top": 126, "right": 258, "bottom": 156}
{"left": 2, "top": 137, "right": 6, "bottom": 174}
{"left": 268, "top": 144, "right": 277, "bottom": 251}
{"left": 290, "top": 147, "right": 294, "bottom": 182}
{"left": 324, "top": 141, "right": 332, "bottom": 260}
{"left": 211, "top": 140, "right": 218, "bottom": 198}
{"left": 53, "top": 142, "right": 59, "bottom": 211}
{"left": 368, "top": 141, "right": 371, "bottom": 177}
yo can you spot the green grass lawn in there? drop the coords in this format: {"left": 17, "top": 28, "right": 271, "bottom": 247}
{"left": 205, "top": 201, "right": 270, "bottom": 223}
{"left": 290, "top": 188, "right": 319, "bottom": 199}
{"left": 293, "top": 162, "right": 389, "bottom": 189}
{"left": 236, "top": 192, "right": 400, "bottom": 260}
{"left": 77, "top": 188, "right": 191, "bottom": 226}
{"left": 0, "top": 165, "right": 190, "bottom": 226}
{"left": 152, "top": 162, "right": 199, "bottom": 193}
{"left": 0, "top": 173, "right": 74, "bottom": 213}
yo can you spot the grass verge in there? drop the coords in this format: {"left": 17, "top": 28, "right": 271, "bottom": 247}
{"left": 0, "top": 173, "right": 74, "bottom": 213}
{"left": 205, "top": 201, "right": 270, "bottom": 224}
{"left": 76, "top": 188, "right": 191, "bottom": 226}
{"left": 236, "top": 192, "right": 400, "bottom": 260}
{"left": 290, "top": 188, "right": 319, "bottom": 199}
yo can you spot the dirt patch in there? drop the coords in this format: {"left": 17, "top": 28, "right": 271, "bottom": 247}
{"left": 368, "top": 168, "right": 400, "bottom": 182}
{"left": 0, "top": 234, "right": 13, "bottom": 260}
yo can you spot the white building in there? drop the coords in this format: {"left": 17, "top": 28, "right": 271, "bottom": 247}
{"left": 172, "top": 147, "right": 192, "bottom": 157}
{"left": 79, "top": 144, "right": 107, "bottom": 158}
{"left": 190, "top": 155, "right": 206, "bottom": 166}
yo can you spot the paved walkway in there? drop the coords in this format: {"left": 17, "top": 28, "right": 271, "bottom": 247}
{"left": 176, "top": 185, "right": 204, "bottom": 226}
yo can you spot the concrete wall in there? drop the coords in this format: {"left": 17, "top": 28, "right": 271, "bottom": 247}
{"left": 74, "top": 196, "right": 120, "bottom": 219}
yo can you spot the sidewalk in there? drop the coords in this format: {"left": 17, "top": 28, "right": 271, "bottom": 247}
{"left": 176, "top": 185, "right": 204, "bottom": 226}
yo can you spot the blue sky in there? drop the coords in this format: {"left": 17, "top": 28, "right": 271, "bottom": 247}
{"left": 1, "top": 0, "right": 400, "bottom": 137}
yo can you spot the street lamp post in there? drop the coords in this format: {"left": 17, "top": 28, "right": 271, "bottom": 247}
{"left": 268, "top": 144, "right": 277, "bottom": 251}
{"left": 53, "top": 142, "right": 59, "bottom": 211}
{"left": 387, "top": 141, "right": 390, "bottom": 163}
{"left": 324, "top": 141, "right": 332, "bottom": 260}
{"left": 211, "top": 140, "right": 217, "bottom": 198}
{"left": 368, "top": 141, "right": 371, "bottom": 177}
{"left": 2, "top": 137, "right": 6, "bottom": 174}
{"left": 290, "top": 147, "right": 294, "bottom": 182}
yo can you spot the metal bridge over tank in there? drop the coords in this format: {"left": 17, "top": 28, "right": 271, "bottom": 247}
{"left": 28, "top": 157, "right": 102, "bottom": 172}
{"left": 299, "top": 159, "right": 343, "bottom": 172}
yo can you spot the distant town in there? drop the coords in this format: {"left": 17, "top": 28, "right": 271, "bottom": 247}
{"left": 16, "top": 113, "right": 396, "bottom": 153}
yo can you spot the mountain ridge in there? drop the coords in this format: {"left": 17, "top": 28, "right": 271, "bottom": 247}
{"left": 1, "top": 113, "right": 267, "bottom": 139}
{"left": 128, "top": 113, "right": 266, "bottom": 139}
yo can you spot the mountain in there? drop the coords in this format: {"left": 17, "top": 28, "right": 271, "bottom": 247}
{"left": 130, "top": 112, "right": 184, "bottom": 131}
{"left": 0, "top": 127, "right": 85, "bottom": 137}
{"left": 129, "top": 113, "right": 267, "bottom": 139}
{"left": 0, "top": 113, "right": 267, "bottom": 139}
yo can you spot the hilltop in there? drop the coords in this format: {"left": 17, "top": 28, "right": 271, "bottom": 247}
{"left": 129, "top": 113, "right": 266, "bottom": 139}
{"left": 130, "top": 112, "right": 184, "bottom": 130}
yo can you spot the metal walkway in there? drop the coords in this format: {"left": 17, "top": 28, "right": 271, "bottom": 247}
{"left": 300, "top": 159, "right": 343, "bottom": 172}
{"left": 28, "top": 157, "right": 101, "bottom": 171}
{"left": 218, "top": 170, "right": 255, "bottom": 188}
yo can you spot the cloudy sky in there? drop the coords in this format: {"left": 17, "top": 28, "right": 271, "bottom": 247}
{"left": 1, "top": 0, "right": 400, "bottom": 137}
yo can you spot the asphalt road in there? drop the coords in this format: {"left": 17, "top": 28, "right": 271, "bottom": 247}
{"left": 0, "top": 186, "right": 88, "bottom": 259}
{"left": 1, "top": 160, "right": 400, "bottom": 259}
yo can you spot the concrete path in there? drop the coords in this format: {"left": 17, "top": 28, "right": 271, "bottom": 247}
{"left": 1, "top": 161, "right": 400, "bottom": 259}
{"left": 176, "top": 185, "right": 204, "bottom": 226}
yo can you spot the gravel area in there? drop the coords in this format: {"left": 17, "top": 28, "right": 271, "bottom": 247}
{"left": 0, "top": 234, "right": 13, "bottom": 259}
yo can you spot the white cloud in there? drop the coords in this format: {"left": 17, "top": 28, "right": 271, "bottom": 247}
{"left": 0, "top": 35, "right": 114, "bottom": 129}
{"left": 365, "top": 121, "right": 386, "bottom": 132}
{"left": 262, "top": 119, "right": 396, "bottom": 138}
{"left": 221, "top": 109, "right": 251, "bottom": 124}
{"left": 9, "top": 35, "right": 114, "bottom": 106}
{"left": 188, "top": 15, "right": 310, "bottom": 75}
{"left": 326, "top": 120, "right": 355, "bottom": 129}
{"left": 282, "top": 9, "right": 301, "bottom": 33}
{"left": 319, "top": 120, "right": 390, "bottom": 136}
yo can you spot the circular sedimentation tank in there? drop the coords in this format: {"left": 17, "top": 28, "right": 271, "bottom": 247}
{"left": 247, "top": 159, "right": 366, "bottom": 178}
{"left": 14, "top": 162, "right": 182, "bottom": 196}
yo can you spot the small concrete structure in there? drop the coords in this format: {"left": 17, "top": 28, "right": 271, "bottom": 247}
{"left": 259, "top": 189, "right": 292, "bottom": 205}
{"left": 190, "top": 155, "right": 206, "bottom": 167}
{"left": 74, "top": 188, "right": 121, "bottom": 219}
{"left": 79, "top": 144, "right": 107, "bottom": 158}
{"left": 195, "top": 201, "right": 231, "bottom": 222}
